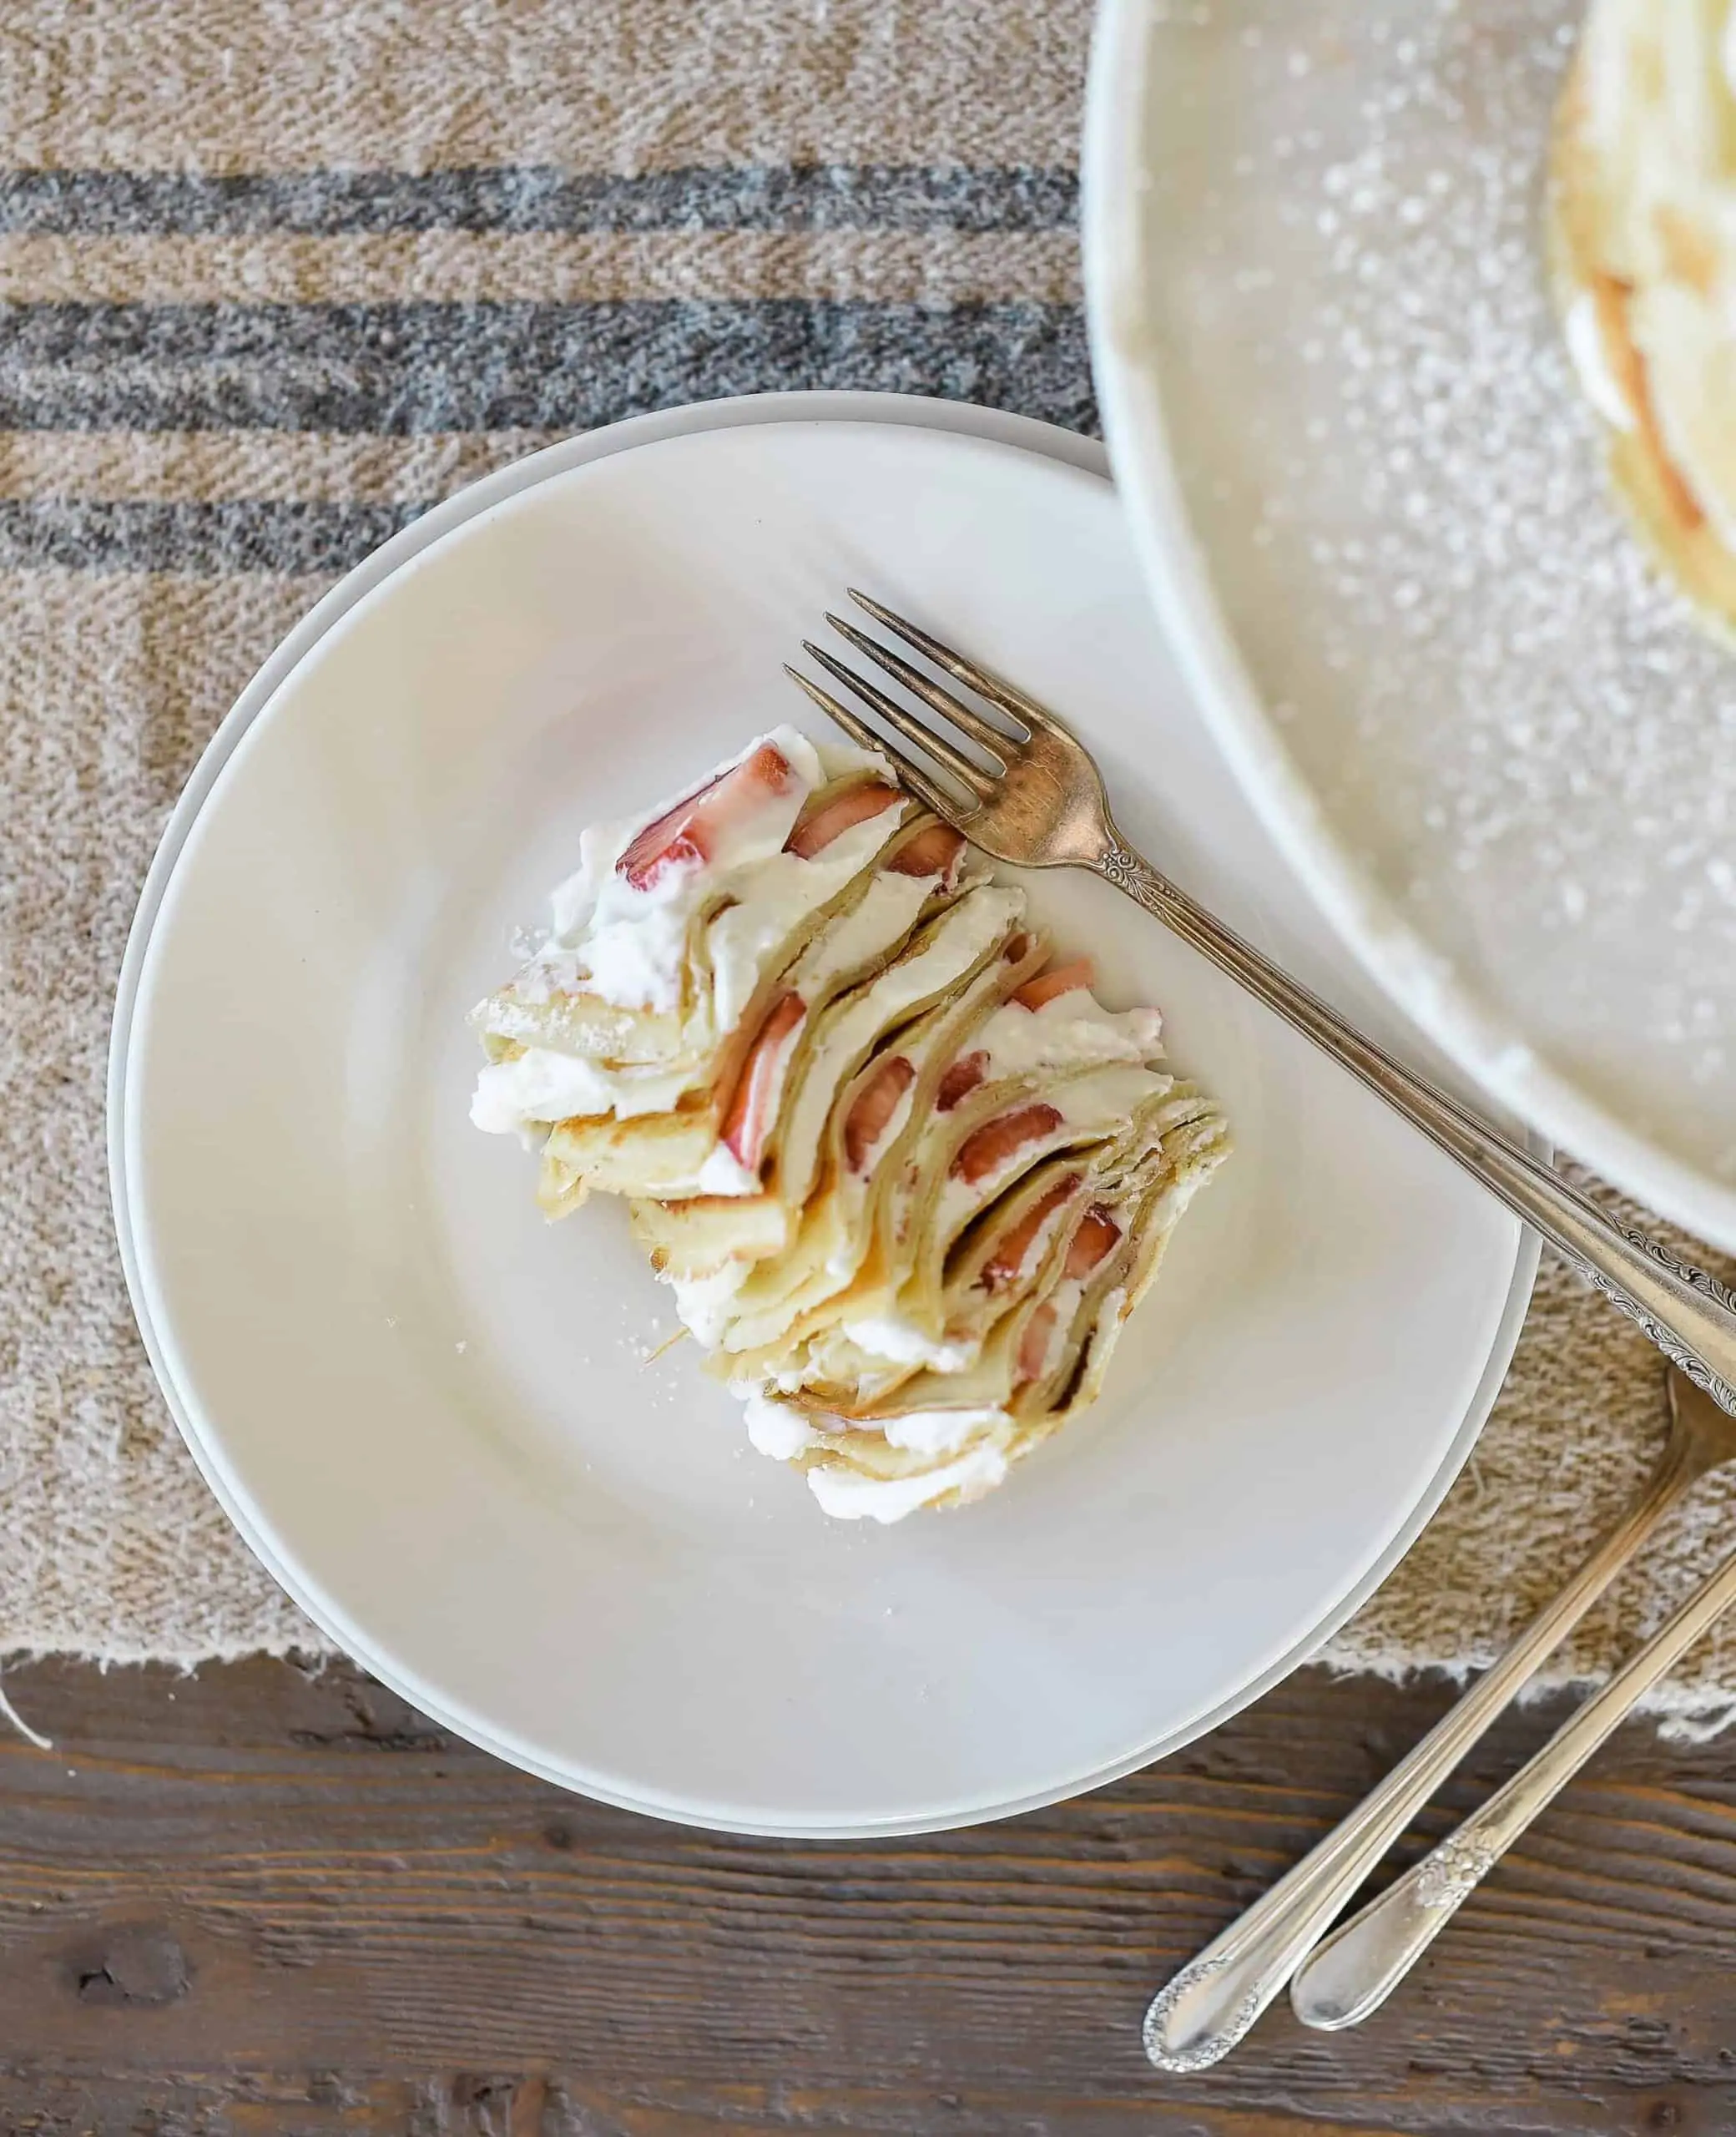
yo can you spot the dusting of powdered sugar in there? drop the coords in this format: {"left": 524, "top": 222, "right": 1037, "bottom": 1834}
{"left": 1136, "top": 0, "right": 1736, "bottom": 1190}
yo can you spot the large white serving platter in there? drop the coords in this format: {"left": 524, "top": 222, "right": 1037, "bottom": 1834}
{"left": 113, "top": 394, "right": 1534, "bottom": 1835}
{"left": 1086, "top": 0, "right": 1736, "bottom": 1254}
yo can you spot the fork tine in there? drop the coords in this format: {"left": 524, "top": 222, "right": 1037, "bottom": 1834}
{"left": 846, "top": 589, "right": 1057, "bottom": 739}
{"left": 801, "top": 641, "right": 998, "bottom": 801}
{"left": 782, "top": 664, "right": 963, "bottom": 822}
{"left": 825, "top": 613, "right": 1012, "bottom": 765}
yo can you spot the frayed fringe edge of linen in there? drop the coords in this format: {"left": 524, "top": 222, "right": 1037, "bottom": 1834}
{"left": 1316, "top": 1643, "right": 1736, "bottom": 1744}
{"left": 3, "top": 1641, "right": 1733, "bottom": 1748}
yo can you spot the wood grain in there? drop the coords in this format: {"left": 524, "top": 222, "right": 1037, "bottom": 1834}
{"left": 1, "top": 1656, "right": 1733, "bottom": 2134}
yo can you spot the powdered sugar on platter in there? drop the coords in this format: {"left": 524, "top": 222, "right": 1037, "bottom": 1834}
{"left": 1125, "top": 0, "right": 1736, "bottom": 1212}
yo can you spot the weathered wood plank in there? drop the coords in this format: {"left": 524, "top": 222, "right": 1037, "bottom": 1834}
{"left": 0, "top": 1656, "right": 1732, "bottom": 2134}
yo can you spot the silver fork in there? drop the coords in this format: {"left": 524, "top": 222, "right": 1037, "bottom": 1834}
{"left": 788, "top": 594, "right": 1736, "bottom": 1418}
{"left": 788, "top": 590, "right": 1736, "bottom": 2062}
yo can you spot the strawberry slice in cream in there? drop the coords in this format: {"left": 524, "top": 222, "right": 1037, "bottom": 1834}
{"left": 616, "top": 740, "right": 803, "bottom": 892}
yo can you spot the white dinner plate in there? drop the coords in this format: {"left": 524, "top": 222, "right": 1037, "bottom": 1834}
{"left": 114, "top": 396, "right": 1535, "bottom": 1836}
{"left": 1084, "top": 0, "right": 1736, "bottom": 1255}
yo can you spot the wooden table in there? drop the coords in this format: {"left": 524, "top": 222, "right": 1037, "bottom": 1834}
{"left": 2, "top": 1656, "right": 1732, "bottom": 2132}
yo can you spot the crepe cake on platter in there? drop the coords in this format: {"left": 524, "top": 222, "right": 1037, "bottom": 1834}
{"left": 1552, "top": 0, "right": 1736, "bottom": 641}
{"left": 472, "top": 727, "right": 1229, "bottom": 1521}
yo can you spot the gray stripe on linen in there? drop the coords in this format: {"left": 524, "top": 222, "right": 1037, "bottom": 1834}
{"left": 0, "top": 300, "right": 1094, "bottom": 435}
{"left": 0, "top": 498, "right": 421, "bottom": 573}
{"left": 0, "top": 165, "right": 1079, "bottom": 237}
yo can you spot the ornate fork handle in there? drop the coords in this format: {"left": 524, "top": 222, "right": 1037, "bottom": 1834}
{"left": 1135, "top": 1395, "right": 1704, "bottom": 2069}
{"left": 1289, "top": 1535, "right": 1736, "bottom": 2030}
{"left": 1098, "top": 831, "right": 1736, "bottom": 1413}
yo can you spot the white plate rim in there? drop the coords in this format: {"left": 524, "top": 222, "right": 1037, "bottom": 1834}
{"left": 1081, "top": 0, "right": 1736, "bottom": 1258}
{"left": 108, "top": 390, "right": 1537, "bottom": 1836}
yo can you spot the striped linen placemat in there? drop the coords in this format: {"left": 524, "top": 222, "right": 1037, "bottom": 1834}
{"left": 2, "top": 0, "right": 1733, "bottom": 1734}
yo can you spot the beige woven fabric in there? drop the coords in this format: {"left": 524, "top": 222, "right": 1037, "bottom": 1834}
{"left": 2, "top": 0, "right": 1733, "bottom": 1731}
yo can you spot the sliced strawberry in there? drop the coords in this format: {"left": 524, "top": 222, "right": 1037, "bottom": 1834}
{"left": 617, "top": 741, "right": 798, "bottom": 892}
{"left": 936, "top": 1050, "right": 989, "bottom": 1113}
{"left": 785, "top": 779, "right": 900, "bottom": 860}
{"left": 886, "top": 821, "right": 966, "bottom": 885}
{"left": 950, "top": 1102, "right": 1062, "bottom": 1185}
{"left": 1065, "top": 1205, "right": 1123, "bottom": 1281}
{"left": 1012, "top": 957, "right": 1094, "bottom": 1012}
{"left": 843, "top": 1053, "right": 915, "bottom": 1173}
{"left": 719, "top": 991, "right": 806, "bottom": 1171}
{"left": 978, "top": 1174, "right": 1081, "bottom": 1293}
{"left": 1016, "top": 1303, "right": 1057, "bottom": 1387}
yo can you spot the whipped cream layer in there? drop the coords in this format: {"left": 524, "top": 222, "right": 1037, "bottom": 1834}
{"left": 472, "top": 726, "right": 907, "bottom": 1139}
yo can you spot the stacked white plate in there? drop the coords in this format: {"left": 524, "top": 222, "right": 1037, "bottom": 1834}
{"left": 113, "top": 392, "right": 1535, "bottom": 1834}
